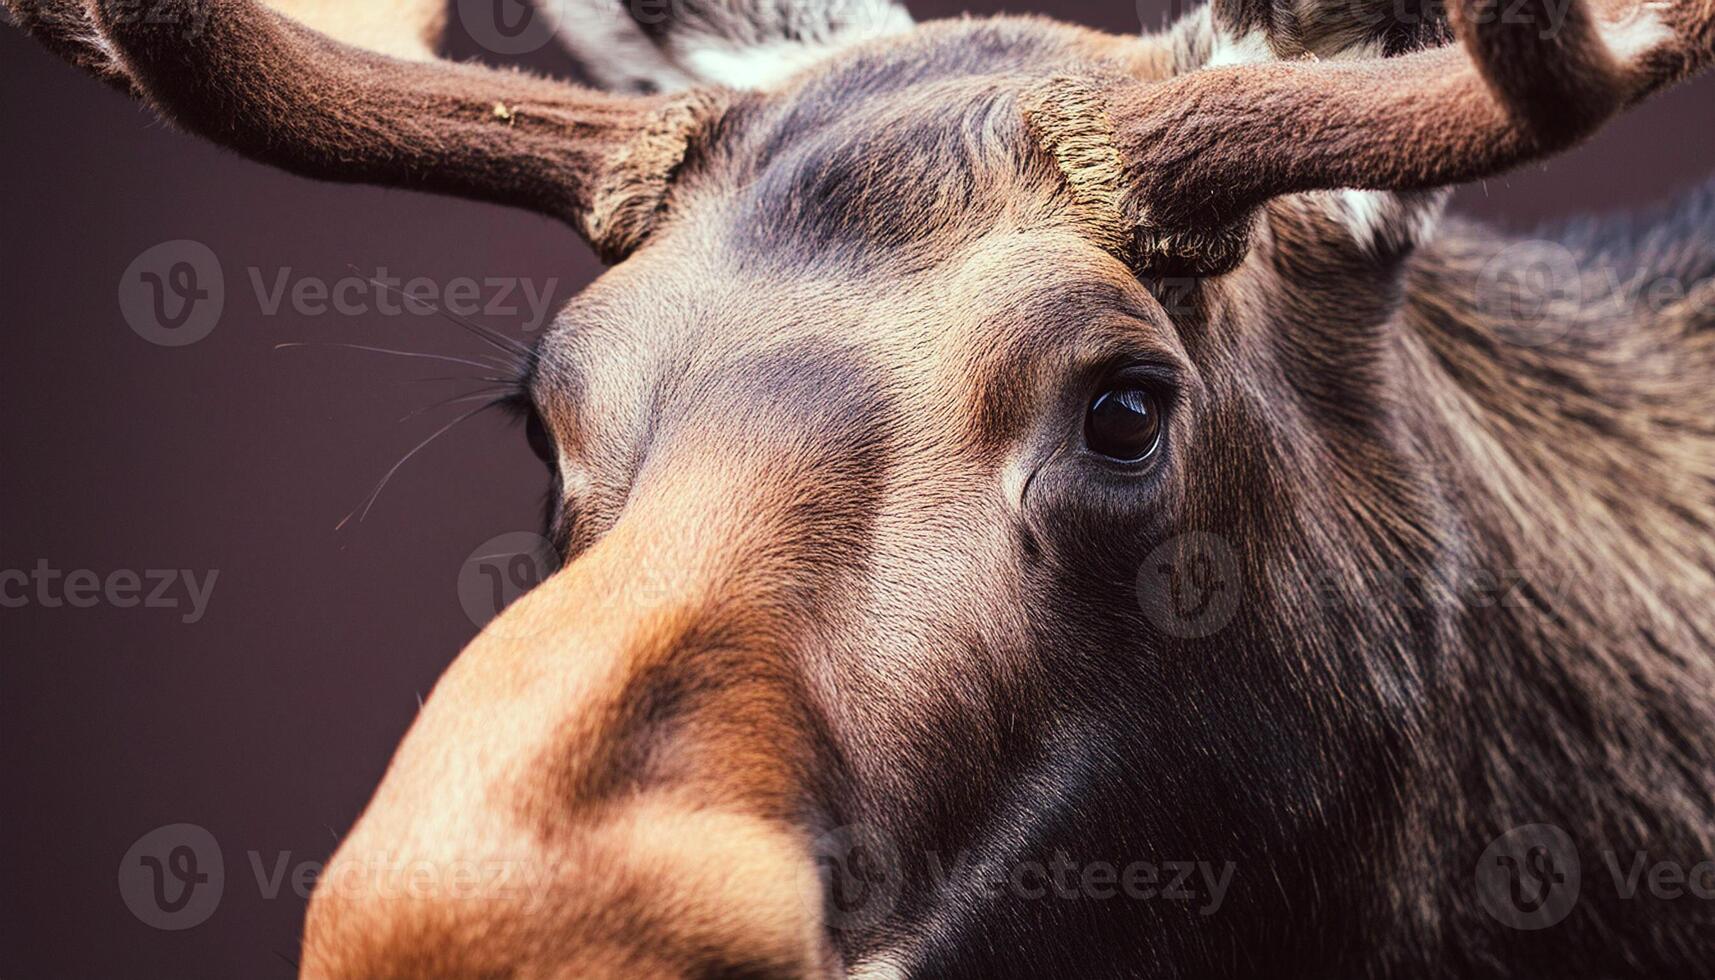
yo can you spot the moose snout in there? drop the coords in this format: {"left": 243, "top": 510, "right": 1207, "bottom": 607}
{"left": 302, "top": 800, "right": 829, "bottom": 978}
{"left": 300, "top": 489, "right": 844, "bottom": 978}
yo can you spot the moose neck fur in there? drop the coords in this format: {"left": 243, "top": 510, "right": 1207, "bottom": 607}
{"left": 1174, "top": 189, "right": 1715, "bottom": 974}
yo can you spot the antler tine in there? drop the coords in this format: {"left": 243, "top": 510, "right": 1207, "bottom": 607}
{"left": 5, "top": 0, "right": 722, "bottom": 261}
{"left": 1111, "top": 0, "right": 1715, "bottom": 273}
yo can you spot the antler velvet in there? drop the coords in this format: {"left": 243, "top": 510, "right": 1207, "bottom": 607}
{"left": 3, "top": 0, "right": 724, "bottom": 260}
{"left": 1110, "top": 0, "right": 1715, "bottom": 272}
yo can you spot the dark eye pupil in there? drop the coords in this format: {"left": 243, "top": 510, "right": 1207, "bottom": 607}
{"left": 524, "top": 412, "right": 554, "bottom": 464}
{"left": 1086, "top": 387, "right": 1162, "bottom": 462}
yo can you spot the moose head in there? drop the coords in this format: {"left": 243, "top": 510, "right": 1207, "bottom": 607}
{"left": 10, "top": 0, "right": 1715, "bottom": 975}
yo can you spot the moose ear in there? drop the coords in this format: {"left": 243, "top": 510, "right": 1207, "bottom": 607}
{"left": 1104, "top": 0, "right": 1714, "bottom": 275}
{"left": 4, "top": 0, "right": 727, "bottom": 263}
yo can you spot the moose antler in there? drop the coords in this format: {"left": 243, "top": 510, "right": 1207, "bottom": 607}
{"left": 3, "top": 0, "right": 723, "bottom": 261}
{"left": 1114, "top": 0, "right": 1715, "bottom": 272}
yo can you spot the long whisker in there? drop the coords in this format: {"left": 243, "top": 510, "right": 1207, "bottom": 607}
{"left": 273, "top": 341, "right": 505, "bottom": 372}
{"left": 396, "top": 388, "right": 518, "bottom": 423}
{"left": 348, "top": 266, "right": 537, "bottom": 364}
{"left": 338, "top": 401, "right": 505, "bottom": 529}
{"left": 410, "top": 374, "right": 523, "bottom": 386}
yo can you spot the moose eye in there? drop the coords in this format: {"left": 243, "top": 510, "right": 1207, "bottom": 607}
{"left": 524, "top": 411, "right": 555, "bottom": 465}
{"left": 1085, "top": 387, "right": 1163, "bottom": 462}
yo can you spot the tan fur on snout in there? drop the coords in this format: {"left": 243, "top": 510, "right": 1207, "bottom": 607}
{"left": 305, "top": 460, "right": 838, "bottom": 978}
{"left": 306, "top": 790, "right": 824, "bottom": 978}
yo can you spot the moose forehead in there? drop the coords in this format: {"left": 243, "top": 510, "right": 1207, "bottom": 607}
{"left": 705, "top": 21, "right": 1141, "bottom": 264}
{"left": 531, "top": 23, "right": 1183, "bottom": 465}
{"left": 532, "top": 230, "right": 1178, "bottom": 463}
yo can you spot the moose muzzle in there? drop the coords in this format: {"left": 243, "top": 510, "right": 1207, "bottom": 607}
{"left": 301, "top": 457, "right": 851, "bottom": 978}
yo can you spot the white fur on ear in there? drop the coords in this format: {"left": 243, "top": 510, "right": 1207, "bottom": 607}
{"left": 1599, "top": 5, "right": 1672, "bottom": 62}
{"left": 530, "top": 0, "right": 695, "bottom": 93}
{"left": 536, "top": 0, "right": 912, "bottom": 93}
{"left": 1205, "top": 28, "right": 1273, "bottom": 67}
{"left": 676, "top": 22, "right": 910, "bottom": 89}
{"left": 1312, "top": 188, "right": 1451, "bottom": 255}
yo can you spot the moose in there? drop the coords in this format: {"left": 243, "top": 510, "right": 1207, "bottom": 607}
{"left": 8, "top": 0, "right": 1715, "bottom": 975}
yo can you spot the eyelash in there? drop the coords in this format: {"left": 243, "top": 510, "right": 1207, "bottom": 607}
{"left": 484, "top": 339, "right": 548, "bottom": 458}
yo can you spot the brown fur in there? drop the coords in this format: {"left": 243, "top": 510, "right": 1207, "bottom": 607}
{"left": 1111, "top": 0, "right": 1710, "bottom": 272}
{"left": 5, "top": 0, "right": 718, "bottom": 257}
{"left": 8, "top": 0, "right": 1715, "bottom": 977}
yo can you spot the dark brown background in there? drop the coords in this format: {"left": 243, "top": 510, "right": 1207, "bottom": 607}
{"left": 1, "top": 1, "right": 1711, "bottom": 976}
